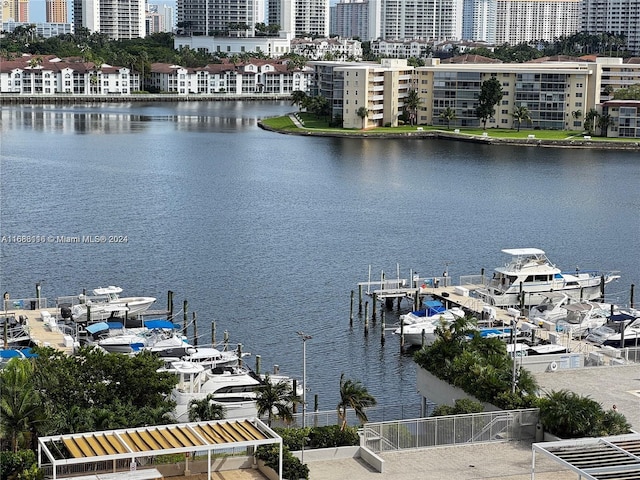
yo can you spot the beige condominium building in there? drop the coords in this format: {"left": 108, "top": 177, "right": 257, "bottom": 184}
{"left": 311, "top": 56, "right": 640, "bottom": 135}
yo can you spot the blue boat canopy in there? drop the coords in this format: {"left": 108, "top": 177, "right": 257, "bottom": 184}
{"left": 144, "top": 320, "right": 177, "bottom": 330}
{"left": 0, "top": 350, "right": 24, "bottom": 359}
{"left": 85, "top": 322, "right": 110, "bottom": 334}
{"left": 610, "top": 313, "right": 636, "bottom": 322}
{"left": 106, "top": 322, "right": 124, "bottom": 329}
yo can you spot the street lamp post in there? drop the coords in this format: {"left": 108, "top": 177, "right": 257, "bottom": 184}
{"left": 296, "top": 331, "right": 312, "bottom": 464}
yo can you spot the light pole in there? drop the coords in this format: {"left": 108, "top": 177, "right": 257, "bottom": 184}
{"left": 297, "top": 331, "right": 312, "bottom": 464}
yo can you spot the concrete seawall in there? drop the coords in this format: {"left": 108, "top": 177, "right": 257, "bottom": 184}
{"left": 0, "top": 93, "right": 290, "bottom": 105}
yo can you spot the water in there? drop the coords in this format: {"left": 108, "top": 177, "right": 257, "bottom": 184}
{"left": 1, "top": 101, "right": 639, "bottom": 413}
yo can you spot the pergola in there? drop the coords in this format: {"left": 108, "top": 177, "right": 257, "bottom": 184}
{"left": 38, "top": 418, "right": 282, "bottom": 480}
{"left": 532, "top": 433, "right": 640, "bottom": 479}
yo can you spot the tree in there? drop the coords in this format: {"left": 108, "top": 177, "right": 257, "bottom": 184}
{"left": 439, "top": 107, "right": 457, "bottom": 129}
{"left": 571, "top": 109, "right": 583, "bottom": 127}
{"left": 584, "top": 108, "right": 599, "bottom": 135}
{"left": 475, "top": 77, "right": 503, "bottom": 130}
{"left": 404, "top": 89, "right": 422, "bottom": 126}
{"left": 356, "top": 106, "right": 369, "bottom": 129}
{"left": 255, "top": 374, "right": 299, "bottom": 427}
{"left": 290, "top": 90, "right": 308, "bottom": 111}
{"left": 336, "top": 373, "right": 377, "bottom": 430}
{"left": 188, "top": 395, "right": 226, "bottom": 422}
{"left": 0, "top": 360, "right": 45, "bottom": 452}
{"left": 597, "top": 113, "right": 612, "bottom": 137}
{"left": 511, "top": 105, "right": 531, "bottom": 132}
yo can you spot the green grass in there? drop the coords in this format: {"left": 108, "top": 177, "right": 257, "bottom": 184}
{"left": 262, "top": 114, "right": 639, "bottom": 143}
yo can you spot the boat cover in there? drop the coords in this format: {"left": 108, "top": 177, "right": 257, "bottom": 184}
{"left": 610, "top": 313, "right": 637, "bottom": 322}
{"left": 85, "top": 322, "right": 110, "bottom": 334}
{"left": 144, "top": 320, "right": 177, "bottom": 330}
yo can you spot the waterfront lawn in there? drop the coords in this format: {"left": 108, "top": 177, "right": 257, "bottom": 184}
{"left": 261, "top": 115, "right": 297, "bottom": 130}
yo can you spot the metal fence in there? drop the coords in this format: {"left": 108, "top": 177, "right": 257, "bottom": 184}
{"left": 273, "top": 403, "right": 424, "bottom": 429}
{"left": 361, "top": 408, "right": 539, "bottom": 453}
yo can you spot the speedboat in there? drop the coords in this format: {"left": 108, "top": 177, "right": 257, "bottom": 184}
{"left": 474, "top": 248, "right": 619, "bottom": 307}
{"left": 555, "top": 302, "right": 609, "bottom": 338}
{"left": 71, "top": 286, "right": 156, "bottom": 322}
{"left": 393, "top": 307, "right": 466, "bottom": 347}
{"left": 84, "top": 320, "right": 187, "bottom": 354}
{"left": 586, "top": 313, "right": 640, "bottom": 347}
{"left": 155, "top": 346, "right": 246, "bottom": 371}
{"left": 529, "top": 292, "right": 574, "bottom": 324}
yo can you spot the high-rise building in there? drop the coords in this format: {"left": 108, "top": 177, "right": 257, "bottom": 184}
{"left": 46, "top": 0, "right": 67, "bottom": 23}
{"left": 74, "top": 0, "right": 145, "bottom": 39}
{"left": 334, "top": 0, "right": 369, "bottom": 39}
{"left": 495, "top": 0, "right": 581, "bottom": 45}
{"left": 177, "top": 0, "right": 265, "bottom": 37}
{"left": 2, "top": 0, "right": 29, "bottom": 22}
{"left": 462, "top": 0, "right": 495, "bottom": 43}
{"left": 268, "top": 0, "right": 329, "bottom": 37}
{"left": 147, "top": 3, "right": 174, "bottom": 33}
{"left": 582, "top": 0, "right": 640, "bottom": 55}
{"left": 370, "top": 0, "right": 464, "bottom": 41}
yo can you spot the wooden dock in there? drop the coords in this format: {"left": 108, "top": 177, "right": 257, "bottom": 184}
{"left": 6, "top": 307, "right": 74, "bottom": 354}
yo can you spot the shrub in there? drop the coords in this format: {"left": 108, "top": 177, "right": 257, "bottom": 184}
{"left": 255, "top": 444, "right": 309, "bottom": 480}
{"left": 273, "top": 425, "right": 359, "bottom": 450}
{"left": 430, "top": 398, "right": 484, "bottom": 416}
{"left": 0, "top": 450, "right": 42, "bottom": 480}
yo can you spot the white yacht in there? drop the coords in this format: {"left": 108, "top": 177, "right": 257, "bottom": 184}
{"left": 84, "top": 320, "right": 187, "bottom": 354}
{"left": 555, "top": 302, "right": 609, "bottom": 338}
{"left": 71, "top": 286, "right": 156, "bottom": 322}
{"left": 393, "top": 307, "right": 466, "bottom": 347}
{"left": 586, "top": 313, "right": 640, "bottom": 347}
{"left": 474, "top": 248, "right": 619, "bottom": 307}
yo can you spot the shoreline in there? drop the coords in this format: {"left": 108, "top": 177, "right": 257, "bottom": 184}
{"left": 258, "top": 121, "right": 640, "bottom": 151}
{"left": 0, "top": 93, "right": 290, "bottom": 104}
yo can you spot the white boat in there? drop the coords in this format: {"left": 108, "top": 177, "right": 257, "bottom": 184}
{"left": 393, "top": 307, "right": 466, "bottom": 347}
{"left": 529, "top": 293, "right": 575, "bottom": 324}
{"left": 71, "top": 286, "right": 156, "bottom": 322}
{"left": 586, "top": 313, "right": 640, "bottom": 347}
{"left": 85, "top": 320, "right": 187, "bottom": 354}
{"left": 555, "top": 302, "right": 609, "bottom": 338}
{"left": 155, "top": 346, "right": 246, "bottom": 371}
{"left": 474, "top": 248, "right": 619, "bottom": 307}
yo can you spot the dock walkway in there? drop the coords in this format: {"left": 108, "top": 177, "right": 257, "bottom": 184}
{"left": 5, "top": 308, "right": 74, "bottom": 354}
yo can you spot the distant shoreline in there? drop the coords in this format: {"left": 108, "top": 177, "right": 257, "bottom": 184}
{"left": 0, "top": 93, "right": 290, "bottom": 104}
{"left": 258, "top": 121, "right": 640, "bottom": 151}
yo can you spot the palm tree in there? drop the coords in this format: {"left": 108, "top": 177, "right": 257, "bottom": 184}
{"left": 0, "top": 359, "right": 44, "bottom": 452}
{"left": 404, "top": 89, "right": 422, "bottom": 126}
{"left": 356, "top": 106, "right": 369, "bottom": 129}
{"left": 597, "top": 113, "right": 612, "bottom": 137}
{"left": 188, "top": 395, "right": 226, "bottom": 422}
{"left": 584, "top": 108, "right": 599, "bottom": 135}
{"left": 254, "top": 374, "right": 299, "bottom": 427}
{"left": 571, "top": 109, "right": 583, "bottom": 128}
{"left": 439, "top": 107, "right": 456, "bottom": 129}
{"left": 512, "top": 105, "right": 531, "bottom": 132}
{"left": 337, "top": 373, "right": 377, "bottom": 430}
{"left": 290, "top": 90, "right": 307, "bottom": 111}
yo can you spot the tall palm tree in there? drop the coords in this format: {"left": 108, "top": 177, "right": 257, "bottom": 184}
{"left": 439, "top": 107, "right": 457, "bottom": 129}
{"left": 337, "top": 373, "right": 377, "bottom": 430}
{"left": 597, "top": 113, "right": 612, "bottom": 137}
{"left": 571, "top": 109, "right": 583, "bottom": 127}
{"left": 584, "top": 108, "right": 600, "bottom": 135}
{"left": 0, "top": 359, "right": 44, "bottom": 452}
{"left": 404, "top": 89, "right": 422, "bottom": 126}
{"left": 188, "top": 395, "right": 226, "bottom": 422}
{"left": 512, "top": 105, "right": 531, "bottom": 132}
{"left": 356, "top": 106, "right": 369, "bottom": 129}
{"left": 255, "top": 374, "right": 299, "bottom": 427}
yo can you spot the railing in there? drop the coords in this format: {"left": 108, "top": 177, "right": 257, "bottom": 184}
{"left": 361, "top": 408, "right": 539, "bottom": 453}
{"left": 3, "top": 298, "right": 49, "bottom": 311}
{"left": 273, "top": 404, "right": 423, "bottom": 429}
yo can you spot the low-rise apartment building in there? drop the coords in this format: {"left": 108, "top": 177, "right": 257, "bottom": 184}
{"left": 0, "top": 55, "right": 136, "bottom": 94}
{"left": 310, "top": 56, "right": 640, "bottom": 135}
{"left": 148, "top": 60, "right": 313, "bottom": 95}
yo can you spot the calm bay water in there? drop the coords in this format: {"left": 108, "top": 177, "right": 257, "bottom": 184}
{"left": 1, "top": 101, "right": 639, "bottom": 412}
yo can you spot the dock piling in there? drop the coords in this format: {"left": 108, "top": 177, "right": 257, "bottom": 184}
{"left": 255, "top": 355, "right": 261, "bottom": 375}
{"left": 358, "top": 285, "right": 363, "bottom": 314}
{"left": 183, "top": 300, "right": 188, "bottom": 337}
{"left": 167, "top": 290, "right": 174, "bottom": 322}
{"left": 381, "top": 310, "right": 386, "bottom": 345}
{"left": 237, "top": 343, "right": 243, "bottom": 367}
{"left": 192, "top": 312, "right": 197, "bottom": 346}
{"left": 211, "top": 321, "right": 216, "bottom": 345}
{"left": 224, "top": 330, "right": 229, "bottom": 350}
{"left": 372, "top": 293, "right": 377, "bottom": 321}
{"left": 350, "top": 290, "right": 354, "bottom": 326}
{"left": 631, "top": 284, "right": 635, "bottom": 309}
{"left": 364, "top": 301, "right": 369, "bottom": 336}
{"left": 400, "top": 319, "right": 405, "bottom": 352}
